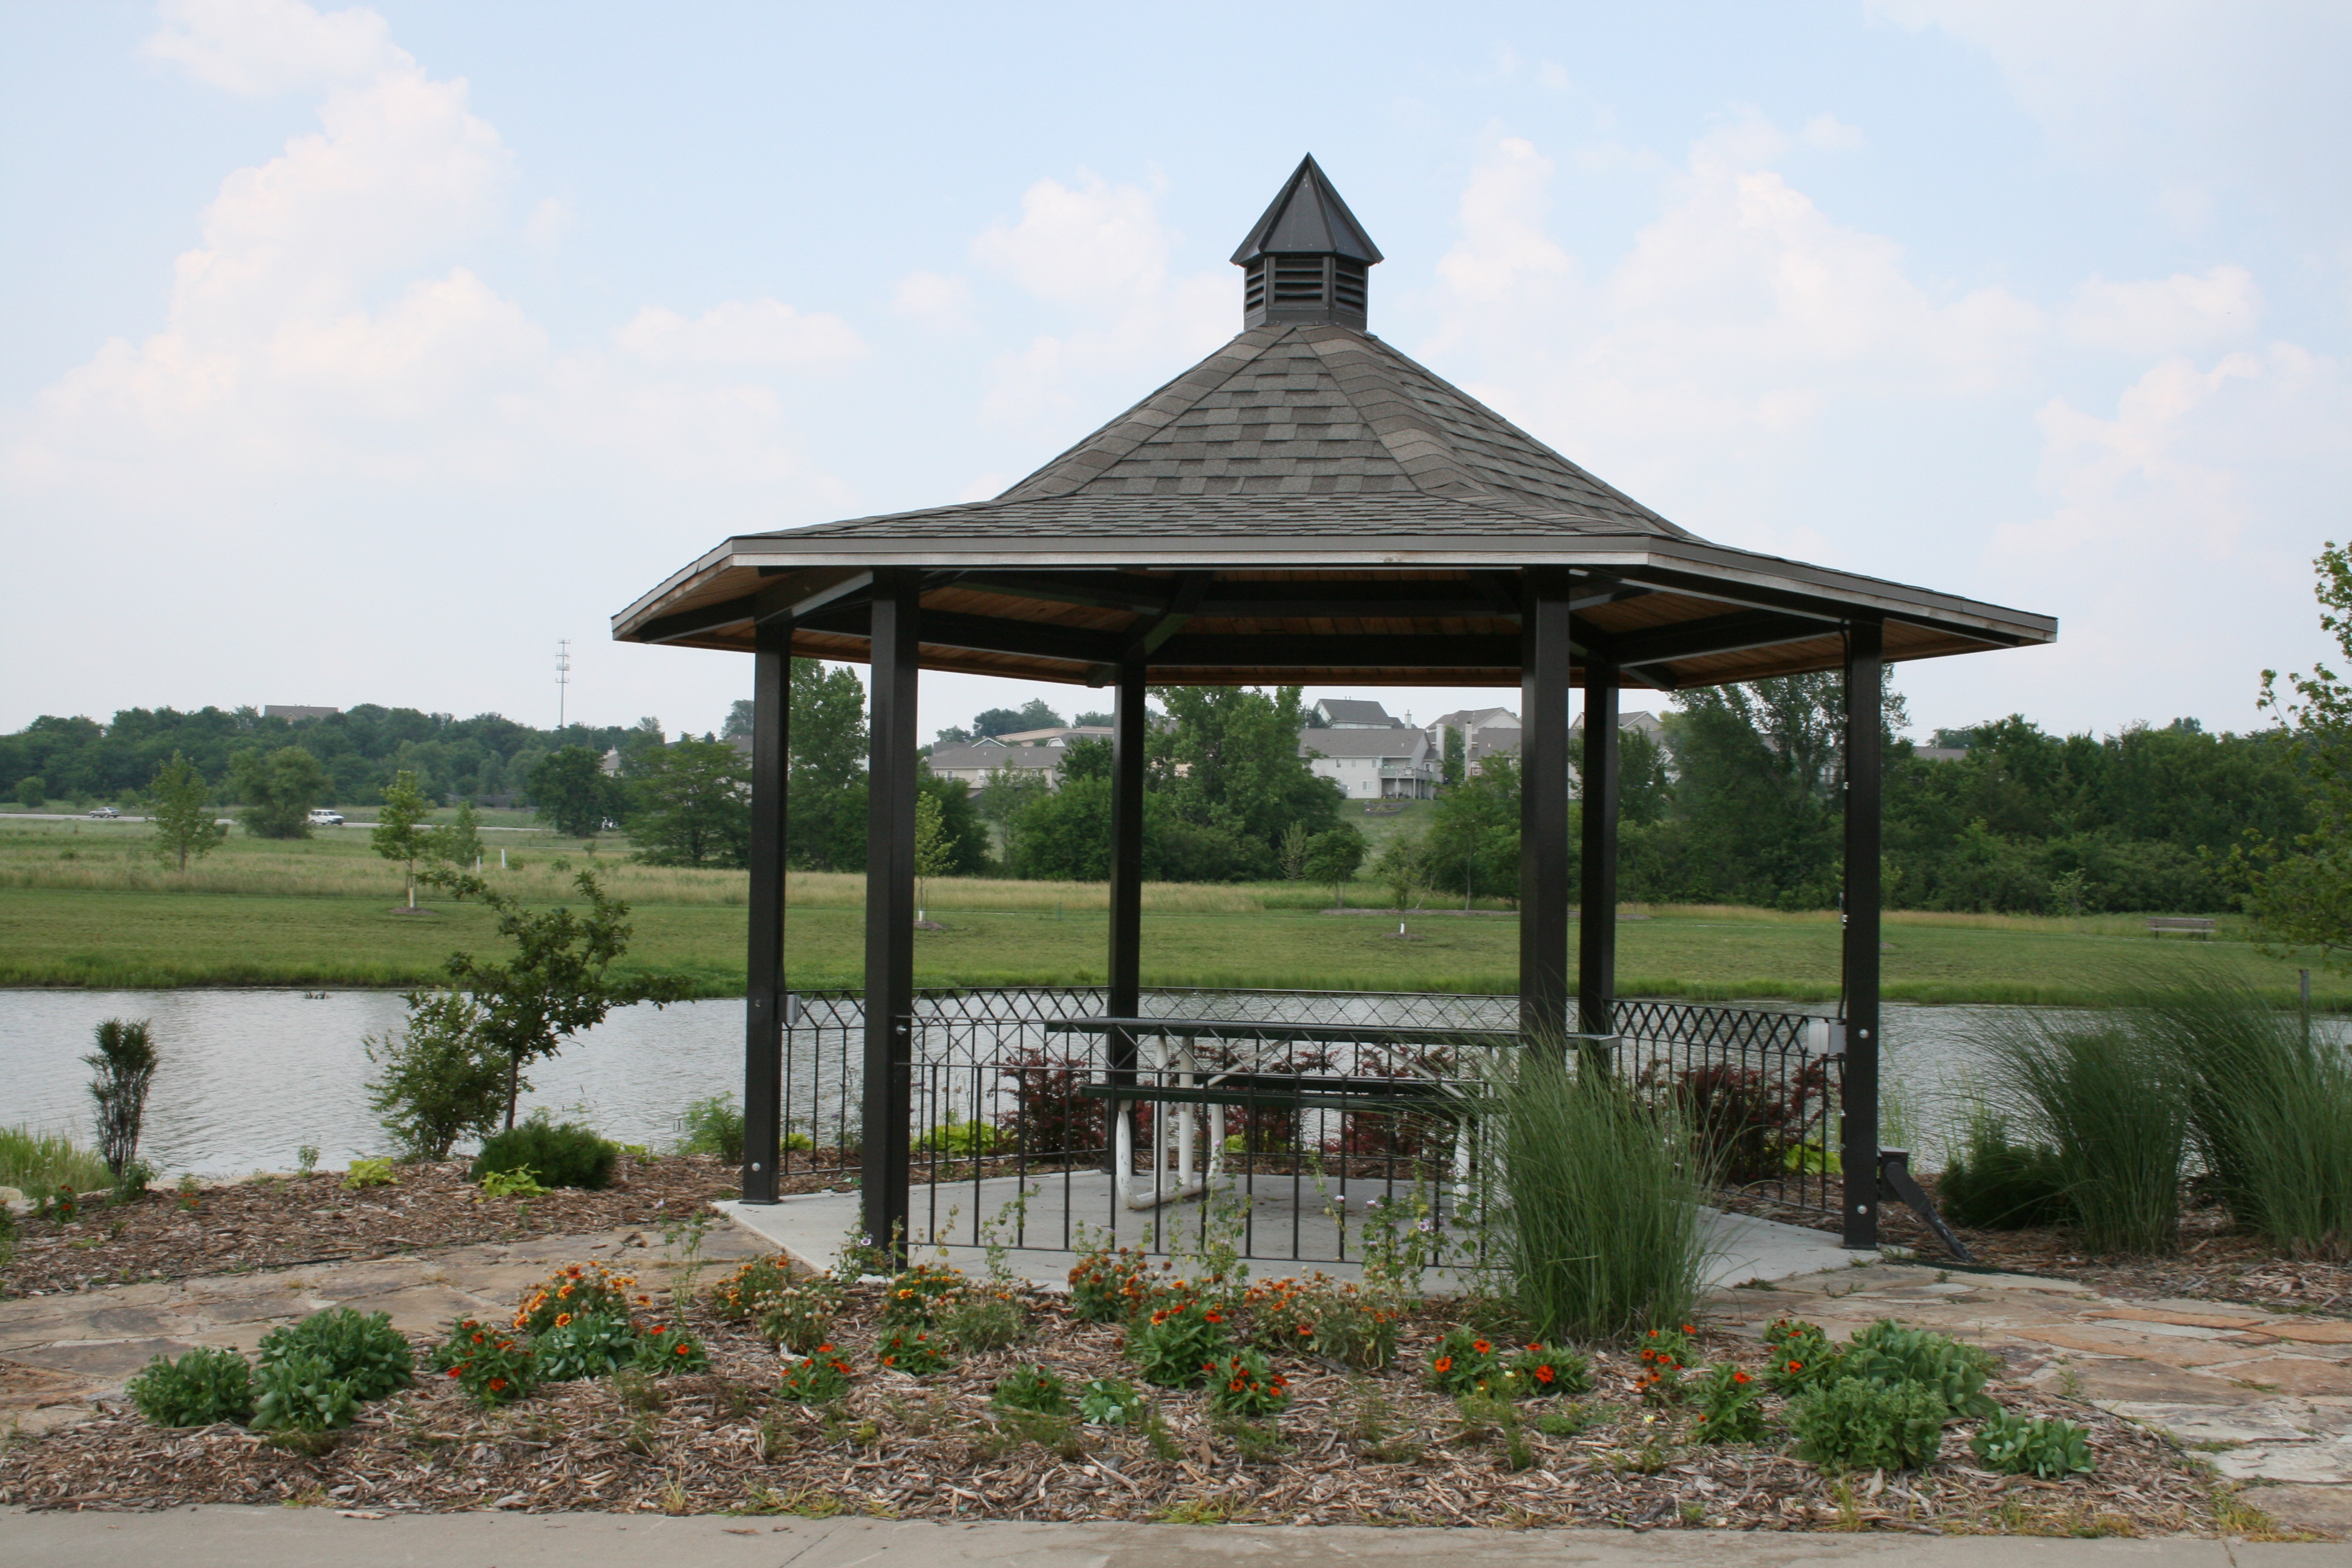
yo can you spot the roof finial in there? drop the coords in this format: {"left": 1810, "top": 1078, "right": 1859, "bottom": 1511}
{"left": 1232, "top": 155, "right": 1382, "bottom": 330}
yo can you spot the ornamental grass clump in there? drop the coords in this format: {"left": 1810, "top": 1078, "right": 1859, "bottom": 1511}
{"left": 1125, "top": 1297, "right": 1236, "bottom": 1388}
{"left": 1935, "top": 1109, "right": 2070, "bottom": 1230}
{"left": 1481, "top": 1045, "right": 1712, "bottom": 1342}
{"left": 128, "top": 1345, "right": 254, "bottom": 1428}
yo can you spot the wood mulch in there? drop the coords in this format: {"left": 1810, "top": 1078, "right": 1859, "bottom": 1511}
{"left": 0, "top": 1264, "right": 2220, "bottom": 1534}
{"left": 1720, "top": 1185, "right": 2352, "bottom": 1320}
{"left": 1, "top": 1156, "right": 757, "bottom": 1298}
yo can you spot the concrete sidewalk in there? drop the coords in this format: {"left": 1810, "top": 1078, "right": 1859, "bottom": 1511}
{"left": 0, "top": 1508, "right": 2341, "bottom": 1568}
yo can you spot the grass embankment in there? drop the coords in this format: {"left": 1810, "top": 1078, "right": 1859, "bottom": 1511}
{"left": 0, "top": 815, "right": 2337, "bottom": 1005}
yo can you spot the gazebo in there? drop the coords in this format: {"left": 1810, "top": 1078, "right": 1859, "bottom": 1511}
{"left": 613, "top": 156, "right": 2054, "bottom": 1258}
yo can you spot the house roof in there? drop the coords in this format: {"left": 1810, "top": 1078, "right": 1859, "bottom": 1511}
{"left": 927, "top": 743, "right": 1061, "bottom": 773}
{"left": 613, "top": 164, "right": 2054, "bottom": 692}
{"left": 1299, "top": 729, "right": 1428, "bottom": 760}
{"left": 1314, "top": 698, "right": 1396, "bottom": 726}
{"left": 1428, "top": 707, "right": 1521, "bottom": 730}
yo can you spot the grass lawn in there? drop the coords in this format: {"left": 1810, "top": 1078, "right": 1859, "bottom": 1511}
{"left": 0, "top": 881, "right": 2337, "bottom": 1005}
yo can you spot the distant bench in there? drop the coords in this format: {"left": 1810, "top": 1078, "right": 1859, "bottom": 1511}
{"left": 2148, "top": 917, "right": 2217, "bottom": 938}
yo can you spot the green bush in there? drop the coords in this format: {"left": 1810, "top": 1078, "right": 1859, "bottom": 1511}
{"left": 777, "top": 1345, "right": 856, "bottom": 1404}
{"left": 365, "top": 991, "right": 505, "bottom": 1161}
{"left": 992, "top": 1364, "right": 1073, "bottom": 1415}
{"left": 1836, "top": 1319, "right": 1998, "bottom": 1419}
{"left": 1971, "top": 1410, "right": 2096, "bottom": 1478}
{"left": 249, "top": 1349, "right": 361, "bottom": 1434}
{"left": 430, "top": 1316, "right": 538, "bottom": 1405}
{"left": 633, "top": 1321, "right": 708, "bottom": 1374}
{"left": 1762, "top": 1316, "right": 1841, "bottom": 1395}
{"left": 1204, "top": 1350, "right": 1290, "bottom": 1419}
{"left": 1126, "top": 1298, "right": 1236, "bottom": 1388}
{"left": 534, "top": 1312, "right": 640, "bottom": 1380}
{"left": 1691, "top": 1362, "right": 1770, "bottom": 1445}
{"left": 939, "top": 1291, "right": 1027, "bottom": 1352}
{"left": 471, "top": 1116, "right": 618, "bottom": 1191}
{"left": 256, "top": 1308, "right": 413, "bottom": 1402}
{"left": 128, "top": 1345, "right": 254, "bottom": 1428}
{"left": 1789, "top": 1377, "right": 1949, "bottom": 1472}
{"left": 1483, "top": 1047, "right": 1710, "bottom": 1342}
{"left": 675, "top": 1093, "right": 745, "bottom": 1161}
{"left": 1936, "top": 1112, "right": 2070, "bottom": 1230}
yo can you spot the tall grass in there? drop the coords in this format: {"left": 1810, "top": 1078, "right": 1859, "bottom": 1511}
{"left": 1480, "top": 1045, "right": 1713, "bottom": 1342}
{"left": 0, "top": 1125, "right": 113, "bottom": 1194}
{"left": 2137, "top": 975, "right": 2352, "bottom": 1259}
{"left": 1968, "top": 1010, "right": 2190, "bottom": 1255}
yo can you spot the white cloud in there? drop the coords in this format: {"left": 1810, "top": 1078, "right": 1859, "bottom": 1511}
{"left": 1434, "top": 137, "right": 1572, "bottom": 305}
{"left": 615, "top": 299, "right": 864, "bottom": 370}
{"left": 2060, "top": 266, "right": 2260, "bottom": 358}
{"left": 1800, "top": 113, "right": 1864, "bottom": 151}
{"left": 892, "top": 269, "right": 972, "bottom": 325}
{"left": 523, "top": 195, "right": 573, "bottom": 252}
{"left": 972, "top": 172, "right": 1174, "bottom": 310}
{"left": 145, "top": 0, "right": 408, "bottom": 97}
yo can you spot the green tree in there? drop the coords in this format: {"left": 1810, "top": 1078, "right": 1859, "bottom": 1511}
{"left": 371, "top": 769, "right": 434, "bottom": 908}
{"left": 1374, "top": 828, "right": 1429, "bottom": 912}
{"left": 1303, "top": 823, "right": 1368, "bottom": 909}
{"left": 527, "top": 746, "right": 622, "bottom": 838}
{"left": 1440, "top": 729, "right": 1465, "bottom": 788}
{"left": 1149, "top": 684, "right": 1341, "bottom": 864}
{"left": 972, "top": 698, "right": 1063, "bottom": 737}
{"left": 427, "top": 799, "right": 485, "bottom": 871}
{"left": 626, "top": 738, "right": 751, "bottom": 867}
{"left": 788, "top": 659, "right": 868, "bottom": 869}
{"left": 146, "top": 750, "right": 226, "bottom": 871}
{"left": 913, "top": 791, "right": 951, "bottom": 918}
{"left": 16, "top": 776, "right": 45, "bottom": 809}
{"left": 1428, "top": 755, "right": 1523, "bottom": 908}
{"left": 230, "top": 746, "right": 330, "bottom": 839}
{"left": 420, "top": 863, "right": 696, "bottom": 1130}
{"left": 2244, "top": 541, "right": 2352, "bottom": 962}
{"left": 364, "top": 991, "right": 508, "bottom": 1159}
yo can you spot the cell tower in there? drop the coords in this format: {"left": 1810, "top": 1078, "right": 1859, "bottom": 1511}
{"left": 555, "top": 639, "right": 572, "bottom": 731}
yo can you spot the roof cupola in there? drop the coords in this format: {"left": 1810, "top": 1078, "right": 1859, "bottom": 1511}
{"left": 1231, "top": 154, "right": 1382, "bottom": 330}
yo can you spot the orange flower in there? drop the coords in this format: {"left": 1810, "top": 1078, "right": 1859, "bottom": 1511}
{"left": 1471, "top": 1339, "right": 1491, "bottom": 1355}
{"left": 1681, "top": 1324, "right": 1694, "bottom": 1334}
{"left": 675, "top": 1342, "right": 692, "bottom": 1356}
{"left": 471, "top": 1332, "right": 486, "bottom": 1344}
{"left": 1733, "top": 1371, "right": 1751, "bottom": 1385}
{"left": 554, "top": 1313, "right": 572, "bottom": 1328}
{"left": 489, "top": 1377, "right": 508, "bottom": 1392}
{"left": 652, "top": 1325, "right": 668, "bottom": 1336}
{"left": 1270, "top": 1376, "right": 1288, "bottom": 1390}
{"left": 557, "top": 1284, "right": 574, "bottom": 1298}
{"left": 1786, "top": 1359, "right": 1803, "bottom": 1374}
{"left": 446, "top": 1367, "right": 461, "bottom": 1379}
{"left": 1229, "top": 1377, "right": 1247, "bottom": 1393}
{"left": 1203, "top": 1311, "right": 1225, "bottom": 1324}
{"left": 1535, "top": 1365, "right": 1556, "bottom": 1384}
{"left": 1434, "top": 1356, "right": 1454, "bottom": 1374}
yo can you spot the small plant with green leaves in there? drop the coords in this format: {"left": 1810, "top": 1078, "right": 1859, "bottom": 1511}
{"left": 1790, "top": 1377, "right": 1950, "bottom": 1472}
{"left": 1509, "top": 1342, "right": 1591, "bottom": 1397}
{"left": 256, "top": 1308, "right": 413, "bottom": 1402}
{"left": 1204, "top": 1349, "right": 1290, "bottom": 1420}
{"left": 128, "top": 1345, "right": 255, "bottom": 1428}
{"left": 1971, "top": 1410, "right": 2096, "bottom": 1478}
{"left": 1428, "top": 1326, "right": 1504, "bottom": 1394}
{"left": 514, "top": 1260, "right": 644, "bottom": 1334}
{"left": 938, "top": 1289, "right": 1027, "bottom": 1352}
{"left": 710, "top": 1255, "right": 797, "bottom": 1322}
{"left": 1837, "top": 1319, "right": 1999, "bottom": 1419}
{"left": 880, "top": 1261, "right": 969, "bottom": 1326}
{"left": 342, "top": 1157, "right": 396, "bottom": 1190}
{"left": 777, "top": 1345, "right": 857, "bottom": 1405}
{"left": 249, "top": 1350, "right": 361, "bottom": 1434}
{"left": 295, "top": 1143, "right": 320, "bottom": 1176}
{"left": 674, "top": 1092, "right": 745, "bottom": 1160}
{"left": 1691, "top": 1362, "right": 1771, "bottom": 1445}
{"left": 1763, "top": 1316, "right": 1840, "bottom": 1394}
{"left": 431, "top": 1317, "right": 538, "bottom": 1406}
{"left": 757, "top": 1287, "right": 838, "bottom": 1356}
{"left": 472, "top": 1116, "right": 619, "bottom": 1192}
{"left": 1244, "top": 1273, "right": 1397, "bottom": 1370}
{"left": 479, "top": 1166, "right": 546, "bottom": 1199}
{"left": 1067, "top": 1244, "right": 1158, "bottom": 1324}
{"left": 634, "top": 1321, "right": 708, "bottom": 1374}
{"left": 1534, "top": 1403, "right": 1593, "bottom": 1439}
{"left": 1125, "top": 1296, "right": 1236, "bottom": 1388}
{"left": 1077, "top": 1376, "right": 1145, "bottom": 1426}
{"left": 534, "top": 1312, "right": 641, "bottom": 1381}
{"left": 1635, "top": 1322, "right": 1699, "bottom": 1403}
{"left": 875, "top": 1325, "right": 952, "bottom": 1374}
{"left": 991, "top": 1364, "right": 1073, "bottom": 1416}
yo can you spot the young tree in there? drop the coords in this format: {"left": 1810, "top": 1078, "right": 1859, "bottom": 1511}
{"left": 372, "top": 768, "right": 434, "bottom": 908}
{"left": 86, "top": 1018, "right": 158, "bottom": 1181}
{"left": 230, "top": 746, "right": 330, "bottom": 838}
{"left": 427, "top": 798, "right": 485, "bottom": 871}
{"left": 527, "top": 746, "right": 622, "bottom": 838}
{"left": 146, "top": 750, "right": 226, "bottom": 871}
{"left": 1278, "top": 819, "right": 1313, "bottom": 881}
{"left": 913, "top": 790, "right": 952, "bottom": 918}
{"left": 364, "top": 991, "right": 508, "bottom": 1159}
{"left": 626, "top": 738, "right": 751, "bottom": 867}
{"left": 2244, "top": 541, "right": 2352, "bottom": 963}
{"left": 421, "top": 863, "right": 696, "bottom": 1130}
{"left": 1374, "top": 829, "right": 1429, "bottom": 912}
{"left": 1304, "top": 823, "right": 1368, "bottom": 909}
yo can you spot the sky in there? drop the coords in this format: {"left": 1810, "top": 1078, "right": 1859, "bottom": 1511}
{"left": 4, "top": 0, "right": 2348, "bottom": 745}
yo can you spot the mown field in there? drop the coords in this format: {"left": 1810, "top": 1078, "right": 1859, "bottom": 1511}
{"left": 0, "top": 814, "right": 2337, "bottom": 1005}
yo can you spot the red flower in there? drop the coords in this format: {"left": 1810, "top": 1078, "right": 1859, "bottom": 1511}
{"left": 1734, "top": 1371, "right": 1751, "bottom": 1385}
{"left": 1434, "top": 1356, "right": 1454, "bottom": 1374}
{"left": 1786, "top": 1359, "right": 1803, "bottom": 1374}
{"left": 674, "top": 1342, "right": 691, "bottom": 1356}
{"left": 1204, "top": 1311, "right": 1225, "bottom": 1324}
{"left": 1471, "top": 1339, "right": 1492, "bottom": 1354}
{"left": 488, "top": 1377, "right": 508, "bottom": 1392}
{"left": 1535, "top": 1365, "right": 1556, "bottom": 1384}
{"left": 446, "top": 1367, "right": 461, "bottom": 1379}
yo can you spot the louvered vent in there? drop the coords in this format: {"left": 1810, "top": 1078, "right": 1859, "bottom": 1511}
{"left": 1233, "top": 156, "right": 1381, "bottom": 330}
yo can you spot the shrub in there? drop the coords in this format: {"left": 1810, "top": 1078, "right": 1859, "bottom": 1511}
{"left": 85, "top": 1018, "right": 158, "bottom": 1180}
{"left": 1204, "top": 1350, "right": 1290, "bottom": 1419}
{"left": 876, "top": 1326, "right": 952, "bottom": 1374}
{"left": 917, "top": 1110, "right": 1002, "bottom": 1158}
{"left": 534, "top": 1312, "right": 640, "bottom": 1380}
{"left": 634, "top": 1321, "right": 708, "bottom": 1374}
{"left": 1691, "top": 1362, "right": 1769, "bottom": 1444}
{"left": 939, "top": 1290, "right": 1027, "bottom": 1352}
{"left": 514, "top": 1261, "right": 644, "bottom": 1334}
{"left": 778, "top": 1345, "right": 856, "bottom": 1404}
{"left": 1126, "top": 1298, "right": 1236, "bottom": 1388}
{"left": 471, "top": 1116, "right": 618, "bottom": 1191}
{"left": 1763, "top": 1317, "right": 1840, "bottom": 1394}
{"left": 249, "top": 1351, "right": 361, "bottom": 1434}
{"left": 1790, "top": 1377, "right": 1950, "bottom": 1472}
{"left": 1483, "top": 1047, "right": 1710, "bottom": 1342}
{"left": 433, "top": 1318, "right": 537, "bottom": 1406}
{"left": 128, "top": 1345, "right": 254, "bottom": 1428}
{"left": 1077, "top": 1376, "right": 1144, "bottom": 1425}
{"left": 880, "top": 1262, "right": 969, "bottom": 1325}
{"left": 1970, "top": 1009, "right": 2188, "bottom": 1254}
{"left": 342, "top": 1157, "right": 396, "bottom": 1191}
{"left": 1068, "top": 1246, "right": 1157, "bottom": 1324}
{"left": 1510, "top": 1342, "right": 1591, "bottom": 1397}
{"left": 256, "top": 1308, "right": 414, "bottom": 1402}
{"left": 1936, "top": 1111, "right": 2070, "bottom": 1230}
{"left": 992, "top": 1364, "right": 1073, "bottom": 1415}
{"left": 1428, "top": 1326, "right": 1504, "bottom": 1395}
{"left": 1972, "top": 1409, "right": 2097, "bottom": 1478}
{"left": 1837, "top": 1319, "right": 1998, "bottom": 1419}
{"left": 365, "top": 991, "right": 505, "bottom": 1161}
{"left": 479, "top": 1166, "right": 546, "bottom": 1198}
{"left": 994, "top": 1050, "right": 1106, "bottom": 1157}
{"left": 675, "top": 1093, "right": 745, "bottom": 1161}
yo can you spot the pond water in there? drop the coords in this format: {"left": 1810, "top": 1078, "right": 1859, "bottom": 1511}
{"left": 0, "top": 987, "right": 2089, "bottom": 1178}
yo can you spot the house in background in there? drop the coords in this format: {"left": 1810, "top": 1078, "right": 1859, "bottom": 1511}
{"left": 1312, "top": 697, "right": 1404, "bottom": 730}
{"left": 1300, "top": 726, "right": 1437, "bottom": 799}
{"left": 926, "top": 739, "right": 1067, "bottom": 791}
{"left": 991, "top": 724, "right": 1114, "bottom": 746}
{"left": 1426, "top": 706, "right": 1522, "bottom": 777}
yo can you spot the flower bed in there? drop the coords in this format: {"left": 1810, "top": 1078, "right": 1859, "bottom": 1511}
{"left": 0, "top": 1252, "right": 2221, "bottom": 1534}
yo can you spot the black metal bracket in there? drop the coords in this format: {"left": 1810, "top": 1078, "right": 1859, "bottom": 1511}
{"left": 1877, "top": 1148, "right": 1971, "bottom": 1263}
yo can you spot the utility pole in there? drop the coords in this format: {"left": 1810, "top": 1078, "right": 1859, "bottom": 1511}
{"left": 555, "top": 640, "right": 572, "bottom": 733}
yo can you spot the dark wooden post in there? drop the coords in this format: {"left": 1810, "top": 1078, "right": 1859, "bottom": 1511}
{"left": 1577, "top": 657, "right": 1620, "bottom": 1065}
{"left": 861, "top": 570, "right": 920, "bottom": 1260}
{"left": 1840, "top": 620, "right": 1884, "bottom": 1250}
{"left": 741, "top": 615, "right": 791, "bottom": 1203}
{"left": 1105, "top": 659, "right": 1146, "bottom": 1165}
{"left": 1519, "top": 567, "right": 1575, "bottom": 1042}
